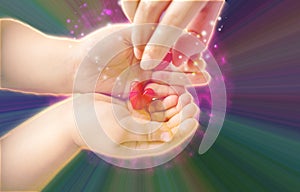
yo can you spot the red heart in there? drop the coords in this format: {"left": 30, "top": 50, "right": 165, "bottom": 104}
{"left": 129, "top": 81, "right": 157, "bottom": 110}
{"left": 142, "top": 88, "right": 156, "bottom": 104}
{"left": 129, "top": 81, "right": 143, "bottom": 110}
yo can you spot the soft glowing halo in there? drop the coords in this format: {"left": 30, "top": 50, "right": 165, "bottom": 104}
{"left": 72, "top": 23, "right": 226, "bottom": 169}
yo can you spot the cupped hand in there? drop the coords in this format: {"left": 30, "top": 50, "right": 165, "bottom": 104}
{"left": 99, "top": 90, "right": 199, "bottom": 144}
{"left": 121, "top": 0, "right": 225, "bottom": 70}
{"left": 73, "top": 89, "right": 199, "bottom": 149}
{"left": 74, "top": 24, "right": 210, "bottom": 96}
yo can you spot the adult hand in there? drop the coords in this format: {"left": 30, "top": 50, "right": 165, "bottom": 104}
{"left": 75, "top": 24, "right": 210, "bottom": 95}
{"left": 121, "top": 0, "right": 225, "bottom": 70}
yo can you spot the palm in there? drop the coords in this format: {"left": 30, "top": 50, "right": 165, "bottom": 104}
{"left": 74, "top": 24, "right": 148, "bottom": 97}
{"left": 95, "top": 46, "right": 141, "bottom": 96}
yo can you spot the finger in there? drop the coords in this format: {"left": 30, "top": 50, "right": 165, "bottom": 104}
{"left": 165, "top": 92, "right": 193, "bottom": 119}
{"left": 149, "top": 95, "right": 179, "bottom": 122}
{"left": 147, "top": 120, "right": 180, "bottom": 142}
{"left": 149, "top": 94, "right": 178, "bottom": 112}
{"left": 167, "top": 118, "right": 199, "bottom": 140}
{"left": 172, "top": 32, "right": 205, "bottom": 66}
{"left": 177, "top": 56, "right": 207, "bottom": 73}
{"left": 145, "top": 79, "right": 186, "bottom": 95}
{"left": 172, "top": 48, "right": 189, "bottom": 67}
{"left": 185, "top": 71, "right": 211, "bottom": 87}
{"left": 167, "top": 103, "right": 199, "bottom": 128}
{"left": 132, "top": 0, "right": 171, "bottom": 59}
{"left": 144, "top": 82, "right": 177, "bottom": 98}
{"left": 122, "top": 107, "right": 199, "bottom": 143}
{"left": 131, "top": 101, "right": 199, "bottom": 142}
{"left": 140, "top": 1, "right": 207, "bottom": 70}
{"left": 177, "top": 118, "right": 198, "bottom": 138}
{"left": 121, "top": 0, "right": 140, "bottom": 22}
{"left": 186, "top": 1, "right": 225, "bottom": 46}
{"left": 152, "top": 70, "right": 210, "bottom": 87}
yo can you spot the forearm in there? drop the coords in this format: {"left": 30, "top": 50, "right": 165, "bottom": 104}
{"left": 0, "top": 19, "right": 81, "bottom": 94}
{"left": 0, "top": 98, "right": 81, "bottom": 191}
{"left": 0, "top": 19, "right": 128, "bottom": 95}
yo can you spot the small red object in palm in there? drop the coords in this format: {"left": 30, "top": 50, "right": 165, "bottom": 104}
{"left": 129, "top": 81, "right": 157, "bottom": 110}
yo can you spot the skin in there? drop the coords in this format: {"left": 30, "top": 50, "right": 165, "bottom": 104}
{"left": 121, "top": 0, "right": 225, "bottom": 69}
{"left": 0, "top": 19, "right": 202, "bottom": 190}
{"left": 1, "top": 19, "right": 209, "bottom": 95}
{"left": 0, "top": 19, "right": 209, "bottom": 139}
{"left": 0, "top": 92, "right": 199, "bottom": 191}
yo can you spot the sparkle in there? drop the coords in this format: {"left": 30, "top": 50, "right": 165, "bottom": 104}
{"left": 74, "top": 24, "right": 78, "bottom": 29}
{"left": 195, "top": 42, "right": 199, "bottom": 46}
{"left": 97, "top": 67, "right": 102, "bottom": 72}
{"left": 66, "top": 19, "right": 71, "bottom": 23}
{"left": 80, "top": 32, "right": 85, "bottom": 37}
{"left": 217, "top": 16, "right": 222, "bottom": 21}
{"left": 218, "top": 25, "right": 224, "bottom": 32}
{"left": 203, "top": 39, "right": 207, "bottom": 43}
{"left": 102, "top": 75, "right": 108, "bottom": 80}
{"left": 193, "top": 61, "right": 198, "bottom": 66}
{"left": 192, "top": 72, "right": 196, "bottom": 76}
{"left": 209, "top": 20, "right": 215, "bottom": 26}
{"left": 70, "top": 30, "right": 74, "bottom": 34}
{"left": 205, "top": 54, "right": 210, "bottom": 59}
{"left": 201, "top": 30, "right": 207, "bottom": 36}
{"left": 104, "top": 9, "right": 112, "bottom": 15}
{"left": 214, "top": 44, "right": 218, "bottom": 48}
{"left": 221, "top": 56, "right": 226, "bottom": 64}
{"left": 178, "top": 55, "right": 183, "bottom": 59}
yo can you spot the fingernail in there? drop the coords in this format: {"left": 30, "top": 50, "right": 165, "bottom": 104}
{"left": 134, "top": 47, "right": 142, "bottom": 60}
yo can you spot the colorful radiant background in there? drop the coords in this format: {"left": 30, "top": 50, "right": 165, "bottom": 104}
{"left": 0, "top": 0, "right": 299, "bottom": 191}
